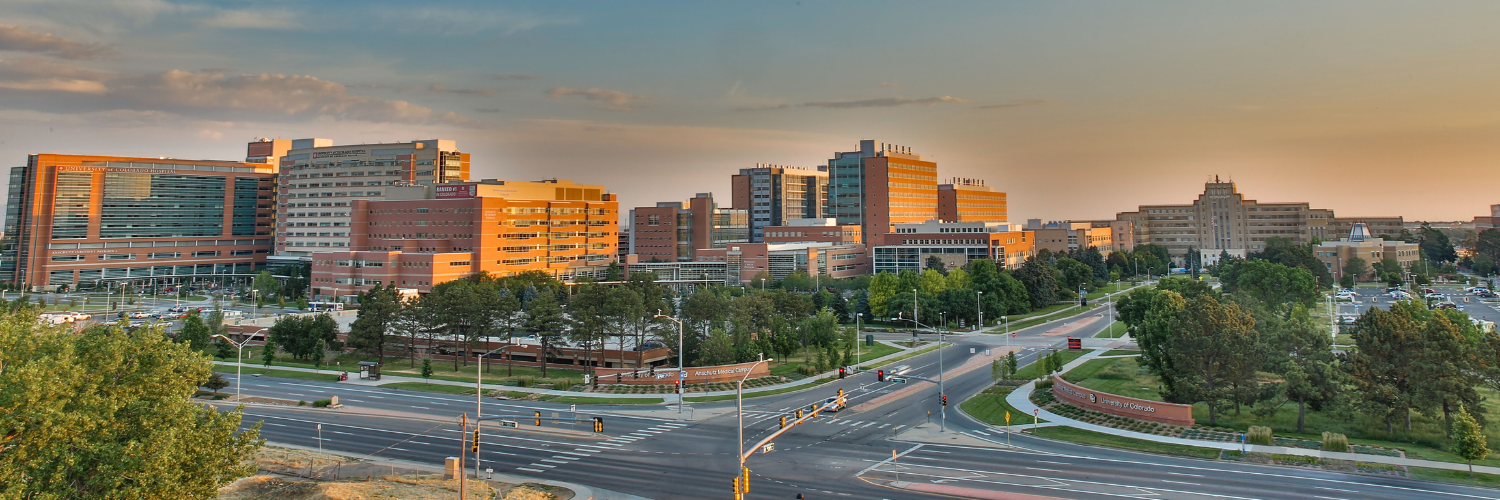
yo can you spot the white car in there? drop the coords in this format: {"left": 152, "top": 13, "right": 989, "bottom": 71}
{"left": 129, "top": 311, "right": 152, "bottom": 319}
{"left": 1467, "top": 287, "right": 1491, "bottom": 294}
{"left": 1340, "top": 315, "right": 1359, "bottom": 324}
{"left": 1424, "top": 293, "right": 1447, "bottom": 300}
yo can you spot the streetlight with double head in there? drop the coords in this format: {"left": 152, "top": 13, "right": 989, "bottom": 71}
{"left": 737, "top": 356, "right": 773, "bottom": 477}
{"left": 473, "top": 343, "right": 516, "bottom": 477}
{"left": 211, "top": 333, "right": 252, "bottom": 401}
{"left": 653, "top": 310, "right": 686, "bottom": 418}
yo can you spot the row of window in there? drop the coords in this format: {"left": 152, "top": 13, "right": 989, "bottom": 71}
{"left": 49, "top": 250, "right": 252, "bottom": 262}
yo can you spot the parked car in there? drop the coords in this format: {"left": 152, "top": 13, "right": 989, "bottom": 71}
{"left": 129, "top": 311, "right": 152, "bottom": 319}
{"left": 1340, "top": 315, "right": 1359, "bottom": 324}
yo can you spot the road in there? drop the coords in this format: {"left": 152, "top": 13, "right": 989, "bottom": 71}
{"left": 221, "top": 302, "right": 1500, "bottom": 499}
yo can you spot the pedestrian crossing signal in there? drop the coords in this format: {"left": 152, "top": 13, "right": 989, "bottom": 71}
{"left": 593, "top": 417, "right": 604, "bottom": 433}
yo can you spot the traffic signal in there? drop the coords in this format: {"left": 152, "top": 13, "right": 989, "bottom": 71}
{"left": 941, "top": 394, "right": 948, "bottom": 407}
{"left": 780, "top": 415, "right": 787, "bottom": 428}
{"left": 877, "top": 369, "right": 885, "bottom": 382}
{"left": 534, "top": 411, "right": 541, "bottom": 426}
{"left": 732, "top": 477, "right": 741, "bottom": 500}
{"left": 838, "top": 389, "right": 844, "bottom": 399}
{"left": 674, "top": 379, "right": 681, "bottom": 393}
{"left": 593, "top": 417, "right": 604, "bottom": 433}
{"left": 796, "top": 409, "right": 803, "bottom": 419}
{"left": 471, "top": 428, "right": 480, "bottom": 453}
{"left": 838, "top": 366, "right": 845, "bottom": 379}
{"left": 742, "top": 467, "right": 750, "bottom": 493}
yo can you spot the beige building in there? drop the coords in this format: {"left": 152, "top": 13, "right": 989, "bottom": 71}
{"left": 1026, "top": 220, "right": 1130, "bottom": 254}
{"left": 1315, "top": 223, "right": 1421, "bottom": 281}
{"left": 1117, "top": 177, "right": 1401, "bottom": 265}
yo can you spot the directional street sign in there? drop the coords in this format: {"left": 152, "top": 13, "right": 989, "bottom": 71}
{"left": 679, "top": 370, "right": 687, "bottom": 380}
{"left": 892, "top": 377, "right": 907, "bottom": 384}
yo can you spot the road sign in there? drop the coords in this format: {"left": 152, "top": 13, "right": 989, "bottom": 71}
{"left": 1005, "top": 411, "right": 1010, "bottom": 424}
{"left": 984, "top": 349, "right": 991, "bottom": 356}
{"left": 500, "top": 420, "right": 518, "bottom": 428}
{"left": 969, "top": 347, "right": 975, "bottom": 354}
{"left": 892, "top": 377, "right": 907, "bottom": 384}
{"left": 1067, "top": 338, "right": 1082, "bottom": 350}
{"left": 762, "top": 443, "right": 775, "bottom": 454}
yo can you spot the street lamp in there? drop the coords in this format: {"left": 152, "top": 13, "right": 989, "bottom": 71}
{"left": 1003, "top": 315, "right": 1010, "bottom": 351}
{"left": 473, "top": 343, "right": 516, "bottom": 478}
{"left": 653, "top": 310, "right": 686, "bottom": 418}
{"left": 737, "top": 356, "right": 773, "bottom": 478}
{"left": 211, "top": 333, "right": 252, "bottom": 401}
{"left": 855, "top": 313, "right": 863, "bottom": 367}
{"left": 976, "top": 290, "right": 983, "bottom": 330}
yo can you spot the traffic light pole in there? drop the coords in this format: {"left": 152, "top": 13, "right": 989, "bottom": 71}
{"left": 653, "top": 312, "right": 686, "bottom": 419}
{"left": 899, "top": 311, "right": 947, "bottom": 433}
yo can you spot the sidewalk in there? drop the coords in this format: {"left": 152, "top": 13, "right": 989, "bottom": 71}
{"left": 1000, "top": 350, "right": 1500, "bottom": 476}
{"left": 212, "top": 337, "right": 942, "bottom": 402}
{"left": 263, "top": 441, "right": 650, "bottom": 500}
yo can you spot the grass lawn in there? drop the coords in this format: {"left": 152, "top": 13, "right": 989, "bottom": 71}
{"left": 1060, "top": 356, "right": 1500, "bottom": 469}
{"left": 543, "top": 396, "right": 663, "bottom": 405}
{"left": 962, "top": 393, "right": 1045, "bottom": 426}
{"left": 1410, "top": 467, "right": 1500, "bottom": 488}
{"left": 379, "top": 382, "right": 478, "bottom": 395}
{"left": 1013, "top": 349, "right": 1090, "bottom": 379}
{"left": 770, "top": 341, "right": 900, "bottom": 378}
{"left": 857, "top": 342, "right": 947, "bottom": 371}
{"left": 212, "top": 365, "right": 341, "bottom": 383}
{"left": 1100, "top": 349, "right": 1138, "bottom": 356}
{"left": 1065, "top": 357, "right": 1164, "bottom": 402}
{"left": 1031, "top": 426, "right": 1221, "bottom": 460}
{"left": 685, "top": 377, "right": 834, "bottom": 402}
{"left": 1095, "top": 321, "right": 1126, "bottom": 338}
{"left": 239, "top": 349, "right": 588, "bottom": 386}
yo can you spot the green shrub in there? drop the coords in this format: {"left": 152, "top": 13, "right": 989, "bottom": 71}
{"left": 211, "top": 394, "right": 229, "bottom": 400}
{"left": 1035, "top": 378, "right": 1054, "bottom": 389}
{"left": 312, "top": 399, "right": 332, "bottom": 408}
{"left": 515, "top": 376, "right": 535, "bottom": 388}
{"left": 553, "top": 379, "right": 573, "bottom": 391}
{"left": 1246, "top": 426, "right": 1274, "bottom": 446}
{"left": 1322, "top": 431, "right": 1349, "bottom": 453}
{"left": 297, "top": 400, "right": 307, "bottom": 406}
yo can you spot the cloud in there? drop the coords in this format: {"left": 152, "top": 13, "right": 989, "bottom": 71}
{"left": 198, "top": 10, "right": 301, "bottom": 30}
{"left": 490, "top": 73, "right": 539, "bottom": 81}
{"left": 737, "top": 95, "right": 971, "bottom": 111}
{"left": 0, "top": 25, "right": 115, "bottom": 60}
{"left": 976, "top": 99, "right": 1052, "bottom": 110}
{"left": 425, "top": 84, "right": 499, "bottom": 96}
{"left": 374, "top": 8, "right": 573, "bottom": 36}
{"left": 878, "top": 81, "right": 901, "bottom": 88}
{"left": 546, "top": 87, "right": 645, "bottom": 111}
{"left": 0, "top": 60, "right": 478, "bottom": 126}
{"left": 474, "top": 108, "right": 503, "bottom": 113}
{"left": 196, "top": 129, "right": 223, "bottom": 140}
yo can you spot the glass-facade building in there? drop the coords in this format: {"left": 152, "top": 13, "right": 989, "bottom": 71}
{"left": 0, "top": 154, "right": 276, "bottom": 289}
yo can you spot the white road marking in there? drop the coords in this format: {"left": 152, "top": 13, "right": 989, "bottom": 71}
{"left": 1162, "top": 480, "right": 1200, "bottom": 486}
{"left": 516, "top": 467, "right": 546, "bottom": 473}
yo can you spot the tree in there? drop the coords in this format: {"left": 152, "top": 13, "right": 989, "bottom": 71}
{"left": 1418, "top": 223, "right": 1458, "bottom": 264}
{"left": 1411, "top": 313, "right": 1484, "bottom": 436}
{"left": 267, "top": 313, "right": 339, "bottom": 361}
{"left": 178, "top": 310, "right": 212, "bottom": 352}
{"left": 0, "top": 319, "right": 262, "bottom": 498}
{"left": 1151, "top": 294, "right": 1260, "bottom": 426}
{"left": 345, "top": 284, "right": 402, "bottom": 361}
{"left": 1255, "top": 237, "right": 1333, "bottom": 287}
{"left": 1015, "top": 256, "right": 1059, "bottom": 309}
{"left": 261, "top": 338, "right": 276, "bottom": 367}
{"left": 312, "top": 338, "right": 327, "bottom": 372}
{"left": 1258, "top": 309, "right": 1336, "bottom": 433}
{"left": 868, "top": 272, "right": 898, "bottom": 317}
{"left": 605, "top": 261, "right": 624, "bottom": 282}
{"left": 525, "top": 292, "right": 568, "bottom": 378}
{"left": 1452, "top": 405, "right": 1490, "bottom": 478}
{"left": 420, "top": 357, "right": 434, "bottom": 383}
{"left": 214, "top": 335, "right": 236, "bottom": 360}
{"left": 1220, "top": 260, "right": 1319, "bottom": 314}
{"left": 250, "top": 270, "right": 279, "bottom": 305}
{"left": 925, "top": 255, "right": 947, "bottom": 275}
{"left": 1345, "top": 307, "right": 1422, "bottom": 433}
{"left": 203, "top": 372, "right": 230, "bottom": 394}
{"left": 1477, "top": 229, "right": 1500, "bottom": 262}
{"left": 1343, "top": 256, "right": 1371, "bottom": 283}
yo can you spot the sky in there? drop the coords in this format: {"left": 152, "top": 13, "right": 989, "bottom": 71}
{"left": 1, "top": 0, "right": 1497, "bottom": 222}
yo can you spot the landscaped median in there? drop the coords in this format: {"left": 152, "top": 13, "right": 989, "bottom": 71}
{"left": 968, "top": 348, "right": 1500, "bottom": 487}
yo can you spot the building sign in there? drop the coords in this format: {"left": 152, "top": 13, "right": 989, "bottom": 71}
{"left": 310, "top": 149, "right": 367, "bottom": 159}
{"left": 436, "top": 184, "right": 477, "bottom": 199}
{"left": 57, "top": 166, "right": 179, "bottom": 174}
{"left": 1051, "top": 375, "right": 1194, "bottom": 426}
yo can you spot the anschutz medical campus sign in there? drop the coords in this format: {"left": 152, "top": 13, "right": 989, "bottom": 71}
{"left": 1051, "top": 375, "right": 1195, "bottom": 426}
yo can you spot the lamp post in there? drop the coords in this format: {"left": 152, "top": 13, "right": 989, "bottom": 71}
{"left": 737, "top": 356, "right": 773, "bottom": 476}
{"left": 211, "top": 334, "right": 252, "bottom": 401}
{"left": 473, "top": 343, "right": 515, "bottom": 478}
{"left": 653, "top": 311, "right": 686, "bottom": 418}
{"left": 1003, "top": 315, "right": 1009, "bottom": 351}
{"left": 856, "top": 313, "right": 863, "bottom": 367}
{"left": 976, "top": 290, "right": 983, "bottom": 331}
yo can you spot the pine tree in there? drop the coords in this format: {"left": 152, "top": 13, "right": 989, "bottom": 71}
{"left": 1006, "top": 351, "right": 1019, "bottom": 379}
{"left": 260, "top": 339, "right": 276, "bottom": 367}
{"left": 421, "top": 357, "right": 434, "bottom": 384}
{"left": 1452, "top": 405, "right": 1490, "bottom": 478}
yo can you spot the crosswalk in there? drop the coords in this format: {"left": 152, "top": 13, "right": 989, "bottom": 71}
{"left": 515, "top": 421, "right": 688, "bottom": 474}
{"left": 739, "top": 410, "right": 904, "bottom": 432}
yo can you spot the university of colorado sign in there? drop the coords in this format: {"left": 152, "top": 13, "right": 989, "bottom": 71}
{"left": 1051, "top": 375, "right": 1195, "bottom": 426}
